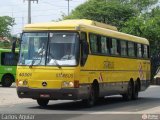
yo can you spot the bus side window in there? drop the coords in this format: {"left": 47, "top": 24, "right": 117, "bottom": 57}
{"left": 100, "top": 36, "right": 108, "bottom": 54}
{"left": 1, "top": 52, "right": 4, "bottom": 65}
{"left": 111, "top": 38, "right": 119, "bottom": 55}
{"left": 1, "top": 52, "right": 18, "bottom": 66}
{"left": 143, "top": 45, "right": 148, "bottom": 58}
{"left": 90, "top": 34, "right": 98, "bottom": 54}
{"left": 128, "top": 42, "right": 135, "bottom": 57}
{"left": 120, "top": 40, "right": 127, "bottom": 56}
{"left": 137, "top": 43, "right": 142, "bottom": 58}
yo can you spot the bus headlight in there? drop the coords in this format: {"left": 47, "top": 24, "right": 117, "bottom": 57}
{"left": 62, "top": 81, "right": 74, "bottom": 87}
{"left": 18, "top": 81, "right": 23, "bottom": 86}
{"left": 23, "top": 80, "right": 28, "bottom": 86}
{"left": 63, "top": 81, "right": 68, "bottom": 87}
{"left": 18, "top": 80, "right": 28, "bottom": 86}
{"left": 69, "top": 82, "right": 74, "bottom": 87}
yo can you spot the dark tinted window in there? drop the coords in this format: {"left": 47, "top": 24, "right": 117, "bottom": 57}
{"left": 137, "top": 43, "right": 142, "bottom": 58}
{"left": 120, "top": 40, "right": 127, "bottom": 56}
{"left": 100, "top": 36, "right": 108, "bottom": 54}
{"left": 128, "top": 42, "right": 135, "bottom": 57}
{"left": 1, "top": 52, "right": 18, "bottom": 66}
{"left": 143, "top": 45, "right": 148, "bottom": 58}
{"left": 111, "top": 38, "right": 119, "bottom": 55}
{"left": 90, "top": 34, "right": 98, "bottom": 53}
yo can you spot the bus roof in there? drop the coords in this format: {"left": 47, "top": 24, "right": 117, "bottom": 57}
{"left": 24, "top": 19, "right": 117, "bottom": 31}
{"left": 23, "top": 19, "right": 149, "bottom": 45}
{"left": 80, "top": 24, "right": 149, "bottom": 45}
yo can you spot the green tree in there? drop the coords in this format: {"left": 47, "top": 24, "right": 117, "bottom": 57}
{"left": 130, "top": 0, "right": 159, "bottom": 13}
{"left": 105, "top": 0, "right": 159, "bottom": 12}
{"left": 64, "top": 0, "right": 137, "bottom": 29}
{"left": 0, "top": 16, "right": 15, "bottom": 37}
{"left": 121, "top": 7, "right": 160, "bottom": 55}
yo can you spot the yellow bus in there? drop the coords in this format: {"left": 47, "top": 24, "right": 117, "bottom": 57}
{"left": 16, "top": 19, "right": 150, "bottom": 107}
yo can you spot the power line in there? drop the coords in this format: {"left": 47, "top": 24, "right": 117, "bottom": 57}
{"left": 0, "top": 8, "right": 66, "bottom": 14}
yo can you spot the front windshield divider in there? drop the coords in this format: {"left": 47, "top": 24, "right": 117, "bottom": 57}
{"left": 45, "top": 32, "right": 50, "bottom": 66}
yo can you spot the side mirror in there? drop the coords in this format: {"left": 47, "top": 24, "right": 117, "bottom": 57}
{"left": 12, "top": 39, "right": 16, "bottom": 53}
{"left": 11, "top": 33, "right": 21, "bottom": 53}
{"left": 81, "top": 41, "right": 89, "bottom": 66}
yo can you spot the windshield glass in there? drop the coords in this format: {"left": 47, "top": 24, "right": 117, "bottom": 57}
{"left": 18, "top": 32, "right": 79, "bottom": 66}
{"left": 47, "top": 32, "right": 78, "bottom": 66}
{"left": 19, "top": 32, "right": 48, "bottom": 66}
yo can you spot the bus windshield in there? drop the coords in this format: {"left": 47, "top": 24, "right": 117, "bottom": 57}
{"left": 18, "top": 32, "right": 79, "bottom": 66}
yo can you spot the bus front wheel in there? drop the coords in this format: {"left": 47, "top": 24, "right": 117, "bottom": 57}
{"left": 37, "top": 99, "right": 49, "bottom": 107}
{"left": 1, "top": 75, "right": 13, "bottom": 87}
{"left": 83, "top": 84, "right": 97, "bottom": 107}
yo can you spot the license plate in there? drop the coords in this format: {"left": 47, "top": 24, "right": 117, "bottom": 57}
{"left": 40, "top": 94, "right": 50, "bottom": 98}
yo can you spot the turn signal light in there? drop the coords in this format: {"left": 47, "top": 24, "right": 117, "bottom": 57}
{"left": 74, "top": 80, "right": 79, "bottom": 88}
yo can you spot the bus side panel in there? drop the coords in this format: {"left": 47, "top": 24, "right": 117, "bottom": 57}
{"left": 80, "top": 55, "right": 150, "bottom": 97}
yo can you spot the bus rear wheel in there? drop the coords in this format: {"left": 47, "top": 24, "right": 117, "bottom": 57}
{"left": 122, "top": 81, "right": 133, "bottom": 101}
{"left": 132, "top": 81, "right": 139, "bottom": 100}
{"left": 1, "top": 75, "right": 13, "bottom": 87}
{"left": 37, "top": 99, "right": 49, "bottom": 107}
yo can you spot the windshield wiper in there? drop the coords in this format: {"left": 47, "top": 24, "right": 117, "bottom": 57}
{"left": 53, "top": 59, "right": 61, "bottom": 69}
{"left": 29, "top": 58, "right": 37, "bottom": 68}
{"left": 49, "top": 53, "right": 61, "bottom": 69}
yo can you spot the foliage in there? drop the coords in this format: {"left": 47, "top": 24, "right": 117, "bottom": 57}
{"left": 64, "top": 0, "right": 137, "bottom": 29}
{"left": 121, "top": 7, "right": 160, "bottom": 55}
{"left": 0, "top": 16, "right": 15, "bottom": 37}
{"left": 130, "top": 0, "right": 159, "bottom": 13}
{"left": 0, "top": 41, "right": 11, "bottom": 48}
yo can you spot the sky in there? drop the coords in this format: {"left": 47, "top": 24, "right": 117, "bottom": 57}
{"left": 0, "top": 0, "right": 86, "bottom": 35}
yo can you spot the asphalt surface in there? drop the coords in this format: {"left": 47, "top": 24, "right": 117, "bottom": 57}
{"left": 0, "top": 85, "right": 160, "bottom": 120}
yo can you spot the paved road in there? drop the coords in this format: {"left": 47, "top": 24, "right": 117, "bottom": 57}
{"left": 0, "top": 85, "right": 160, "bottom": 120}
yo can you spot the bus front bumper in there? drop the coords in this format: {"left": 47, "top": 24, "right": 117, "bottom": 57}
{"left": 17, "top": 87, "right": 89, "bottom": 100}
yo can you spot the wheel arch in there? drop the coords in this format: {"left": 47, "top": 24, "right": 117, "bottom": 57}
{"left": 92, "top": 79, "right": 100, "bottom": 98}
{"left": 2, "top": 73, "right": 15, "bottom": 82}
{"left": 130, "top": 78, "right": 134, "bottom": 87}
{"left": 136, "top": 78, "right": 141, "bottom": 91}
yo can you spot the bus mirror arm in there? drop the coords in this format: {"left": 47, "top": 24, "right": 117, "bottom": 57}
{"left": 12, "top": 39, "right": 16, "bottom": 53}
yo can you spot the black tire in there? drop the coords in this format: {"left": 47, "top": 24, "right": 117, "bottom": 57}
{"left": 122, "top": 81, "right": 133, "bottom": 101}
{"left": 83, "top": 85, "right": 96, "bottom": 107}
{"left": 1, "top": 75, "right": 13, "bottom": 87}
{"left": 37, "top": 99, "right": 49, "bottom": 107}
{"left": 132, "top": 81, "right": 139, "bottom": 100}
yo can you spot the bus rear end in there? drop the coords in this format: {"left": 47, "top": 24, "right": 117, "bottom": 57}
{"left": 0, "top": 49, "right": 18, "bottom": 87}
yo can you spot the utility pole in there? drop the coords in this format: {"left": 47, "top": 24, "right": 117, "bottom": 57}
{"left": 65, "top": 0, "right": 72, "bottom": 16}
{"left": 23, "top": 0, "right": 38, "bottom": 24}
